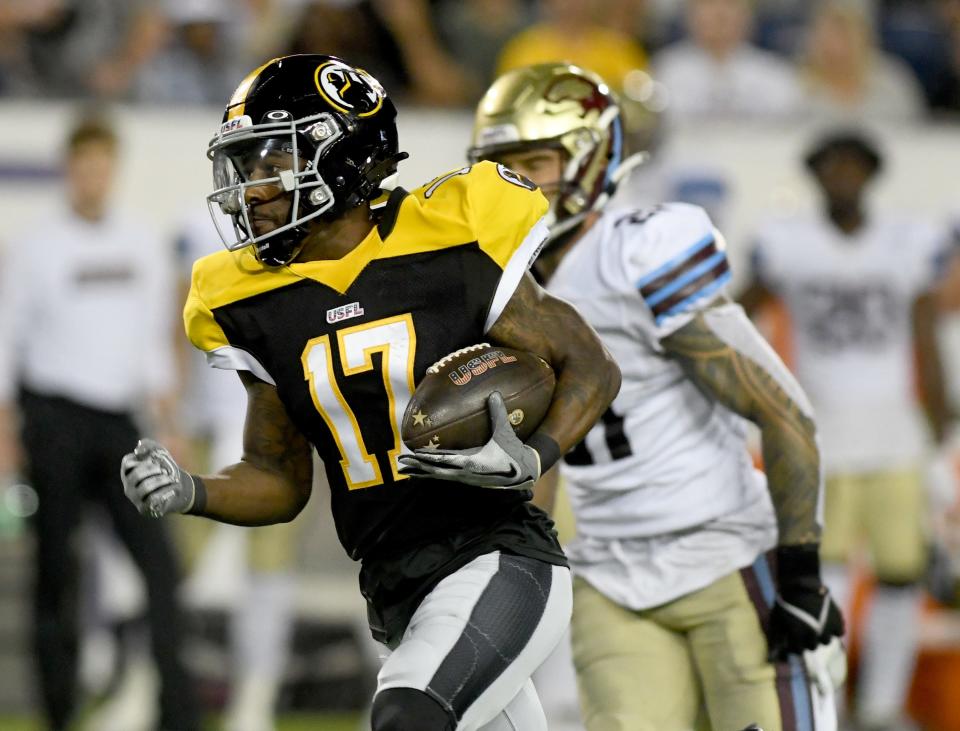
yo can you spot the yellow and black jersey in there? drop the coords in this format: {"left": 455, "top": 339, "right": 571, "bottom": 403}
{"left": 184, "top": 161, "right": 566, "bottom": 641}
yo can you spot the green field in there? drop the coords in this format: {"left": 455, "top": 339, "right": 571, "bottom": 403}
{"left": 0, "top": 714, "right": 362, "bottom": 731}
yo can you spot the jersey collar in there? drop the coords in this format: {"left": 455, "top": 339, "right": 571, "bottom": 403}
{"left": 285, "top": 188, "right": 409, "bottom": 294}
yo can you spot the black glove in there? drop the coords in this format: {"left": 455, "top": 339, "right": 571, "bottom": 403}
{"left": 768, "top": 544, "right": 844, "bottom": 662}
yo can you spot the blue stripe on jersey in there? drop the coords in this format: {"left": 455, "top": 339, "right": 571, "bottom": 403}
{"left": 635, "top": 232, "right": 716, "bottom": 290}
{"left": 645, "top": 250, "right": 727, "bottom": 307}
{"left": 789, "top": 655, "right": 815, "bottom": 731}
{"left": 654, "top": 270, "right": 732, "bottom": 326}
{"left": 751, "top": 551, "right": 777, "bottom": 607}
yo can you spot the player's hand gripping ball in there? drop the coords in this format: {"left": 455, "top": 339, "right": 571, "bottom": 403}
{"left": 401, "top": 343, "right": 555, "bottom": 451}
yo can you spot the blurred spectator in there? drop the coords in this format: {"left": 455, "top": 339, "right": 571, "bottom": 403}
{"left": 798, "top": 0, "right": 927, "bottom": 123}
{"left": 741, "top": 129, "right": 950, "bottom": 731}
{"left": 0, "top": 1, "right": 67, "bottom": 95}
{"left": 874, "top": 1, "right": 946, "bottom": 107}
{"left": 136, "top": 0, "right": 246, "bottom": 105}
{"left": 20, "top": 0, "right": 169, "bottom": 99}
{"left": 496, "top": 0, "right": 649, "bottom": 91}
{"left": 285, "top": 0, "right": 474, "bottom": 106}
{"left": 652, "top": 0, "right": 803, "bottom": 123}
{"left": 598, "top": 0, "right": 652, "bottom": 43}
{"left": 242, "top": 0, "right": 314, "bottom": 63}
{"left": 0, "top": 115, "right": 200, "bottom": 731}
{"left": 284, "top": 1, "right": 407, "bottom": 96}
{"left": 434, "top": 0, "right": 536, "bottom": 91}
{"left": 374, "top": 0, "right": 476, "bottom": 105}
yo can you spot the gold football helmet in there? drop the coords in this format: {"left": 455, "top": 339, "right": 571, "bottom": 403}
{"left": 468, "top": 62, "right": 646, "bottom": 240}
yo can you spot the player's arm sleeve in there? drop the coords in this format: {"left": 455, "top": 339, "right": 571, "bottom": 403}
{"left": 467, "top": 161, "right": 550, "bottom": 332}
{"left": 183, "top": 263, "right": 276, "bottom": 385}
{"left": 661, "top": 302, "right": 823, "bottom": 547}
{"left": 625, "top": 204, "right": 732, "bottom": 341}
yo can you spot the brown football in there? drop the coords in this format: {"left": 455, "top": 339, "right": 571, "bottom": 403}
{"left": 401, "top": 343, "right": 556, "bottom": 451}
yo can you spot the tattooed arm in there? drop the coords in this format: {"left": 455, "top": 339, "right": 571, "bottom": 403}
{"left": 487, "top": 272, "right": 621, "bottom": 456}
{"left": 661, "top": 302, "right": 821, "bottom": 546}
{"left": 194, "top": 371, "right": 314, "bottom": 526}
{"left": 398, "top": 273, "right": 618, "bottom": 488}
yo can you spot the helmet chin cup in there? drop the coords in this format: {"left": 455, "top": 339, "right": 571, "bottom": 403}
{"left": 254, "top": 228, "right": 307, "bottom": 267}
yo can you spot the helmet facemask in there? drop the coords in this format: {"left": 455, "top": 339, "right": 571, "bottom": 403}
{"left": 207, "top": 111, "right": 350, "bottom": 266}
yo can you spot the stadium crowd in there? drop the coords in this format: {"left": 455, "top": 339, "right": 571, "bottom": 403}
{"left": 0, "top": 0, "right": 957, "bottom": 117}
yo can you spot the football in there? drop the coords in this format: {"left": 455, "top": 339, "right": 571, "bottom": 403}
{"left": 401, "top": 343, "right": 556, "bottom": 451}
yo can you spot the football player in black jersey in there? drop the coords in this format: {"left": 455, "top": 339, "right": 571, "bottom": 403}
{"left": 120, "top": 54, "right": 620, "bottom": 731}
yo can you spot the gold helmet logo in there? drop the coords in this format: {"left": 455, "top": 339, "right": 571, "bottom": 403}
{"left": 543, "top": 73, "right": 609, "bottom": 114}
{"left": 314, "top": 60, "right": 384, "bottom": 117}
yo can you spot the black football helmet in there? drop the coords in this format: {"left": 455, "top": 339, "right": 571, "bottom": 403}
{"left": 206, "top": 54, "right": 407, "bottom": 266}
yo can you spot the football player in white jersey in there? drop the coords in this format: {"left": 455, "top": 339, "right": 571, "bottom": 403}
{"left": 469, "top": 63, "right": 844, "bottom": 731}
{"left": 741, "top": 131, "right": 952, "bottom": 730}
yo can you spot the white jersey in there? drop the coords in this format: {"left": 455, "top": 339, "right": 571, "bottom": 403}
{"left": 547, "top": 202, "right": 776, "bottom": 609}
{"left": 0, "top": 204, "right": 174, "bottom": 410}
{"left": 751, "top": 212, "right": 946, "bottom": 474}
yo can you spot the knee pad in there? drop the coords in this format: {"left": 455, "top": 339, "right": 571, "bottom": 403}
{"left": 371, "top": 687, "right": 455, "bottom": 731}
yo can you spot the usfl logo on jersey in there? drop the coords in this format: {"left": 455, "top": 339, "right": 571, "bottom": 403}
{"left": 326, "top": 301, "right": 365, "bottom": 324}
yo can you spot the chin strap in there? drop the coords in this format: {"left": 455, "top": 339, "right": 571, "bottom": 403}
{"left": 543, "top": 150, "right": 650, "bottom": 252}
{"left": 593, "top": 150, "right": 650, "bottom": 210}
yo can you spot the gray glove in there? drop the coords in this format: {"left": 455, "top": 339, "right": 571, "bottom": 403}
{"left": 398, "top": 392, "right": 542, "bottom": 489}
{"left": 120, "top": 439, "right": 197, "bottom": 518}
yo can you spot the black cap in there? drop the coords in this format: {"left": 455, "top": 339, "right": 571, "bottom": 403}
{"left": 804, "top": 129, "right": 883, "bottom": 175}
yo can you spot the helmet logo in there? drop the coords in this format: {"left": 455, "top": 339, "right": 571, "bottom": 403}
{"left": 314, "top": 60, "right": 384, "bottom": 118}
{"left": 218, "top": 114, "right": 252, "bottom": 139}
{"left": 544, "top": 74, "right": 609, "bottom": 118}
